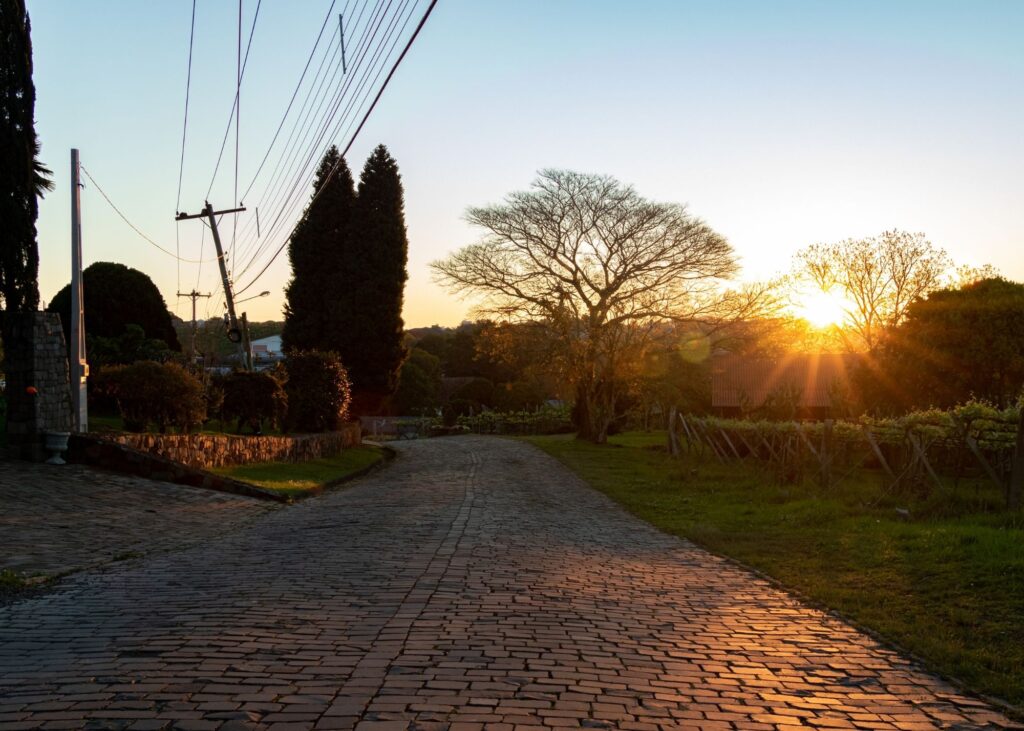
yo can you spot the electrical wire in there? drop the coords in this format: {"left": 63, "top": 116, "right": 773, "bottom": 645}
{"left": 233, "top": 0, "right": 243, "bottom": 264}
{"left": 204, "top": 0, "right": 262, "bottom": 200}
{"left": 244, "top": 0, "right": 413, "bottom": 265}
{"left": 175, "top": 0, "right": 198, "bottom": 304}
{"left": 232, "top": 0, "right": 395, "bottom": 274}
{"left": 233, "top": 0, "right": 437, "bottom": 295}
{"left": 80, "top": 165, "right": 217, "bottom": 264}
{"left": 239, "top": 0, "right": 341, "bottom": 203}
{"left": 233, "top": 0, "right": 370, "bottom": 255}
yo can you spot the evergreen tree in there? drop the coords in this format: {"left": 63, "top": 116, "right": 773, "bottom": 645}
{"left": 342, "top": 144, "right": 409, "bottom": 414}
{"left": 48, "top": 262, "right": 181, "bottom": 353}
{"left": 281, "top": 146, "right": 356, "bottom": 352}
{"left": 0, "top": 0, "right": 52, "bottom": 330}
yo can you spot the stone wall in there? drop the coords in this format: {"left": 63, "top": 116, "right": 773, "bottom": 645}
{"left": 104, "top": 422, "right": 361, "bottom": 469}
{"left": 3, "top": 313, "right": 72, "bottom": 459}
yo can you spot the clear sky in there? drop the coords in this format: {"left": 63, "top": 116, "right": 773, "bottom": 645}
{"left": 28, "top": 0, "right": 1024, "bottom": 328}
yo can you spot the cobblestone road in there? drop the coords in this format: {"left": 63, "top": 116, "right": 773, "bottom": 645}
{"left": 0, "top": 462, "right": 274, "bottom": 577}
{"left": 0, "top": 437, "right": 1018, "bottom": 730}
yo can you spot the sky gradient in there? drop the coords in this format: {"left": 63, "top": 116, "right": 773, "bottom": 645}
{"left": 28, "top": 0, "right": 1024, "bottom": 327}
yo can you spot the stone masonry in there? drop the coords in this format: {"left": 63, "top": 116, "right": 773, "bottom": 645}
{"left": 3, "top": 312, "right": 72, "bottom": 459}
{"left": 106, "top": 422, "right": 362, "bottom": 469}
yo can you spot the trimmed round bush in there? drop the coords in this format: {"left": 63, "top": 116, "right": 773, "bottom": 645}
{"left": 284, "top": 351, "right": 351, "bottom": 433}
{"left": 221, "top": 370, "right": 287, "bottom": 434}
{"left": 114, "top": 361, "right": 206, "bottom": 433}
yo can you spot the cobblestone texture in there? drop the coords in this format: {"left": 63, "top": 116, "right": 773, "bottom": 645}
{"left": 0, "top": 436, "right": 1019, "bottom": 730}
{"left": 0, "top": 462, "right": 274, "bottom": 576}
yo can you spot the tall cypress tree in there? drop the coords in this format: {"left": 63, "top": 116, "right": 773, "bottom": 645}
{"left": 343, "top": 144, "right": 409, "bottom": 414}
{"left": 0, "top": 0, "right": 51, "bottom": 330}
{"left": 281, "top": 146, "right": 356, "bottom": 352}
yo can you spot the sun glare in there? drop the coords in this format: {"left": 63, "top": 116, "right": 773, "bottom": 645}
{"left": 795, "top": 289, "right": 850, "bottom": 329}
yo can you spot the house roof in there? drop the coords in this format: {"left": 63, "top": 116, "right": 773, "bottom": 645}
{"left": 711, "top": 353, "right": 859, "bottom": 409}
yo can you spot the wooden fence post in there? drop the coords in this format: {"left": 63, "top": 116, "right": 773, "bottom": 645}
{"left": 668, "top": 406, "right": 680, "bottom": 457}
{"left": 821, "top": 419, "right": 834, "bottom": 489}
{"left": 1010, "top": 410, "right": 1024, "bottom": 510}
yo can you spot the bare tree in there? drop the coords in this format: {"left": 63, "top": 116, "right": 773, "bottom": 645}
{"left": 795, "top": 230, "right": 951, "bottom": 350}
{"left": 432, "top": 169, "right": 739, "bottom": 443}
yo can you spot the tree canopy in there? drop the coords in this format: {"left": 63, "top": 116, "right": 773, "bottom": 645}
{"left": 48, "top": 262, "right": 181, "bottom": 353}
{"left": 282, "top": 144, "right": 409, "bottom": 416}
{"left": 865, "top": 278, "right": 1024, "bottom": 410}
{"left": 433, "top": 169, "right": 738, "bottom": 442}
{"left": 793, "top": 230, "right": 951, "bottom": 350}
{"left": 282, "top": 145, "right": 356, "bottom": 352}
{"left": 0, "top": 0, "right": 52, "bottom": 327}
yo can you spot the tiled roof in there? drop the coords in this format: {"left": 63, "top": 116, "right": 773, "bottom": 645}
{"left": 711, "top": 353, "right": 859, "bottom": 409}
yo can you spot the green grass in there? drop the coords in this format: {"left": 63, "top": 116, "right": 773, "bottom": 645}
{"left": 0, "top": 569, "right": 28, "bottom": 590}
{"left": 526, "top": 431, "right": 1024, "bottom": 709}
{"left": 210, "top": 446, "right": 386, "bottom": 499}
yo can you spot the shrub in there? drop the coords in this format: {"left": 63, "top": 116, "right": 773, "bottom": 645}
{"left": 284, "top": 351, "right": 351, "bottom": 432}
{"left": 87, "top": 364, "right": 126, "bottom": 414}
{"left": 221, "top": 370, "right": 287, "bottom": 434}
{"left": 114, "top": 361, "right": 206, "bottom": 433}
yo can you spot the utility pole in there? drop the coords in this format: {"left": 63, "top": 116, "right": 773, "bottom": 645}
{"left": 175, "top": 202, "right": 249, "bottom": 368}
{"left": 176, "top": 289, "right": 211, "bottom": 360}
{"left": 69, "top": 149, "right": 88, "bottom": 432}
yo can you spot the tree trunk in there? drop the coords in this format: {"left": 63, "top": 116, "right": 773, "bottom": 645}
{"left": 574, "top": 380, "right": 611, "bottom": 444}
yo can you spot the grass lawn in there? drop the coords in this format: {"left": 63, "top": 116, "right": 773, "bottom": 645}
{"left": 526, "top": 431, "right": 1024, "bottom": 709}
{"left": 211, "top": 446, "right": 386, "bottom": 499}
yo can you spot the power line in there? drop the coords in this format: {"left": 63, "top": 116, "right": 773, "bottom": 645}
{"left": 80, "top": 164, "right": 217, "bottom": 264}
{"left": 233, "top": 0, "right": 398, "bottom": 275}
{"left": 244, "top": 0, "right": 415, "bottom": 268}
{"left": 234, "top": 0, "right": 370, "bottom": 252}
{"left": 239, "top": 0, "right": 341, "bottom": 203}
{"left": 234, "top": 0, "right": 437, "bottom": 295}
{"left": 175, "top": 0, "right": 198, "bottom": 215}
{"left": 233, "top": 0, "right": 410, "bottom": 281}
{"left": 233, "top": 0, "right": 243, "bottom": 265}
{"left": 204, "top": 0, "right": 263, "bottom": 200}
{"left": 231, "top": 1, "right": 375, "bottom": 270}
{"left": 175, "top": 0, "right": 198, "bottom": 300}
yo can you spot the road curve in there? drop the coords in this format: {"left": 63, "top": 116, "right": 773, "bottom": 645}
{"left": 0, "top": 435, "right": 1017, "bottom": 730}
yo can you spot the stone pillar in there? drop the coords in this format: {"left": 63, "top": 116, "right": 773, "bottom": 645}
{"left": 4, "top": 312, "right": 73, "bottom": 461}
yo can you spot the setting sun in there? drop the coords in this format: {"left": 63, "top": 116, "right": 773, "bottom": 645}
{"left": 794, "top": 288, "right": 850, "bottom": 329}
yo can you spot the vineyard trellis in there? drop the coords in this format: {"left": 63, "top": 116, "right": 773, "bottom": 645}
{"left": 671, "top": 402, "right": 1024, "bottom": 508}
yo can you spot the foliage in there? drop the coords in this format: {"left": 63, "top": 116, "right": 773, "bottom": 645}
{"left": 0, "top": 0, "right": 50, "bottom": 327}
{"left": 87, "top": 364, "right": 126, "bottom": 414}
{"left": 457, "top": 405, "right": 574, "bottom": 435}
{"left": 793, "top": 230, "right": 951, "bottom": 350}
{"left": 113, "top": 361, "right": 205, "bottom": 433}
{"left": 391, "top": 347, "right": 441, "bottom": 415}
{"left": 528, "top": 431, "right": 1024, "bottom": 707}
{"left": 87, "top": 323, "right": 172, "bottom": 366}
{"left": 220, "top": 370, "right": 287, "bottom": 434}
{"left": 282, "top": 145, "right": 408, "bottom": 416}
{"left": 344, "top": 144, "right": 409, "bottom": 414}
{"left": 211, "top": 445, "right": 384, "bottom": 499}
{"left": 282, "top": 146, "right": 356, "bottom": 352}
{"left": 450, "top": 378, "right": 495, "bottom": 409}
{"left": 433, "top": 170, "right": 748, "bottom": 443}
{"left": 864, "top": 278, "right": 1024, "bottom": 410}
{"left": 48, "top": 262, "right": 181, "bottom": 352}
{"left": 284, "top": 350, "right": 351, "bottom": 432}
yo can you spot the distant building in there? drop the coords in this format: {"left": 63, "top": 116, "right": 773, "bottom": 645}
{"left": 711, "top": 353, "right": 860, "bottom": 419}
{"left": 250, "top": 335, "right": 283, "bottom": 366}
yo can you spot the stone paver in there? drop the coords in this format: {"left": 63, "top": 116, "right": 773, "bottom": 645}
{"left": 0, "top": 436, "right": 1019, "bottom": 730}
{"left": 0, "top": 461, "right": 275, "bottom": 576}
